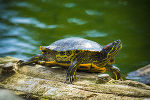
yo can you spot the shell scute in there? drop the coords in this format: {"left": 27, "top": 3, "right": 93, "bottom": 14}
{"left": 45, "top": 37, "right": 103, "bottom": 52}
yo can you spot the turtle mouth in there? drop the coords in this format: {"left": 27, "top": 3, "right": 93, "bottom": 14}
{"left": 110, "top": 40, "right": 122, "bottom": 57}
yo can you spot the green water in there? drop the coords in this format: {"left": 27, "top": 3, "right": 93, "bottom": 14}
{"left": 0, "top": 0, "right": 150, "bottom": 74}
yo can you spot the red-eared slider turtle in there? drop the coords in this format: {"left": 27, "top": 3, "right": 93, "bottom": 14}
{"left": 18, "top": 37, "right": 122, "bottom": 83}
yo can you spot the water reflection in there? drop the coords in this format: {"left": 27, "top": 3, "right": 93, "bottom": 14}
{"left": 85, "top": 10, "right": 103, "bottom": 16}
{"left": 0, "top": 0, "right": 150, "bottom": 74}
{"left": 12, "top": 1, "right": 41, "bottom": 12}
{"left": 0, "top": 25, "right": 38, "bottom": 59}
{"left": 9, "top": 17, "right": 60, "bottom": 29}
{"left": 64, "top": 35, "right": 84, "bottom": 38}
{"left": 64, "top": 30, "right": 107, "bottom": 38}
{"left": 67, "top": 18, "right": 87, "bottom": 25}
{"left": 1, "top": 10, "right": 18, "bottom": 20}
{"left": 84, "top": 30, "right": 107, "bottom": 37}
{"left": 64, "top": 3, "right": 76, "bottom": 8}
{"left": 0, "top": 23, "right": 11, "bottom": 31}
{"left": 14, "top": 2, "right": 32, "bottom": 7}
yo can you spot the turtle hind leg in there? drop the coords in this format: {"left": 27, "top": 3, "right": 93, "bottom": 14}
{"left": 106, "top": 65, "right": 121, "bottom": 80}
{"left": 17, "top": 54, "right": 43, "bottom": 66}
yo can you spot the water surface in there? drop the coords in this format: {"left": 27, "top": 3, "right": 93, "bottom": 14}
{"left": 0, "top": 0, "right": 150, "bottom": 74}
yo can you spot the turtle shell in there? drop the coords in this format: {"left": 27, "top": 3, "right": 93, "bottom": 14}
{"left": 46, "top": 37, "right": 103, "bottom": 51}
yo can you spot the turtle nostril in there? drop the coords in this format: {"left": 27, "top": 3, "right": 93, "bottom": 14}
{"left": 114, "top": 40, "right": 118, "bottom": 44}
{"left": 117, "top": 40, "right": 121, "bottom": 43}
{"left": 114, "top": 41, "right": 117, "bottom": 44}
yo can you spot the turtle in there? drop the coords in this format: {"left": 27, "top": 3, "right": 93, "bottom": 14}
{"left": 18, "top": 37, "right": 122, "bottom": 83}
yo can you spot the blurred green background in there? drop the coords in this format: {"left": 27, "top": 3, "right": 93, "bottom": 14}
{"left": 0, "top": 0, "right": 150, "bottom": 74}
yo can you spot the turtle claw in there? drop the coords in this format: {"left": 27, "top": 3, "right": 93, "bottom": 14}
{"left": 65, "top": 74, "right": 77, "bottom": 84}
{"left": 17, "top": 60, "right": 25, "bottom": 66}
{"left": 65, "top": 76, "right": 72, "bottom": 84}
{"left": 17, "top": 60, "right": 37, "bottom": 66}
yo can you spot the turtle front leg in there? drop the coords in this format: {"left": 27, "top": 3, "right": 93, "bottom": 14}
{"left": 106, "top": 65, "right": 121, "bottom": 80}
{"left": 17, "top": 54, "right": 44, "bottom": 66}
{"left": 66, "top": 53, "right": 86, "bottom": 83}
{"left": 66, "top": 60, "right": 79, "bottom": 83}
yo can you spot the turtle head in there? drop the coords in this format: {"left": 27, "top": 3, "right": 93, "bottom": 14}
{"left": 101, "top": 40, "right": 122, "bottom": 60}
